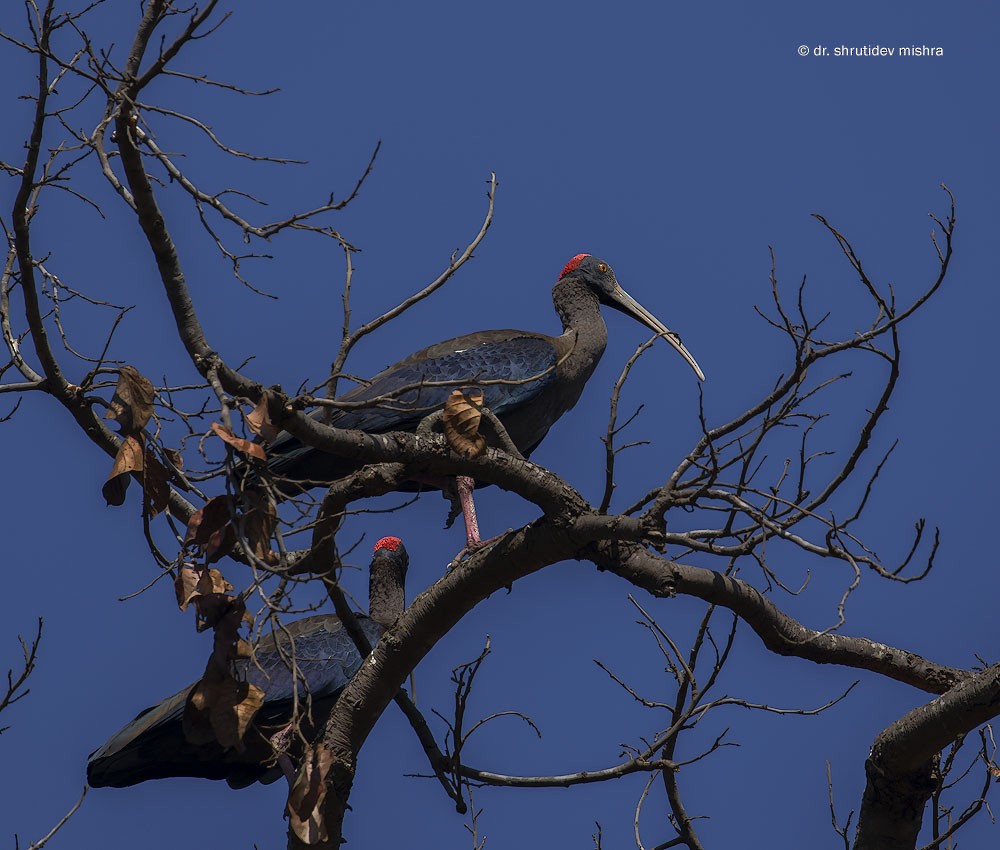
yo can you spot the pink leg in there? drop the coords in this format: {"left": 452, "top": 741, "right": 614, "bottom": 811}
{"left": 456, "top": 475, "right": 481, "bottom": 548}
{"left": 413, "top": 473, "right": 506, "bottom": 562}
{"left": 452, "top": 476, "right": 508, "bottom": 565}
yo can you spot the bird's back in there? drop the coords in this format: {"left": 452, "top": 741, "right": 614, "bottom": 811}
{"left": 263, "top": 330, "right": 563, "bottom": 488}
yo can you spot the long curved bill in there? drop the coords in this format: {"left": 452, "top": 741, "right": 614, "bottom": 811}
{"left": 611, "top": 285, "right": 706, "bottom": 381}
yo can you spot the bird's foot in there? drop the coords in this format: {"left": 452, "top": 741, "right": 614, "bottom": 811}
{"left": 478, "top": 407, "right": 524, "bottom": 459}
{"left": 438, "top": 475, "right": 500, "bottom": 566}
{"left": 268, "top": 724, "right": 297, "bottom": 788}
{"left": 447, "top": 529, "right": 510, "bottom": 570}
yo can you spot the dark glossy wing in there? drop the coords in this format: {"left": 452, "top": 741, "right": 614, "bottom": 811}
{"left": 264, "top": 332, "right": 559, "bottom": 484}
{"left": 86, "top": 614, "right": 382, "bottom": 788}
{"left": 85, "top": 683, "right": 194, "bottom": 787}
{"left": 239, "top": 615, "right": 383, "bottom": 717}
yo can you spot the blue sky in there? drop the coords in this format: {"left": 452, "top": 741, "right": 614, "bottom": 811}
{"left": 2, "top": 2, "right": 996, "bottom": 847}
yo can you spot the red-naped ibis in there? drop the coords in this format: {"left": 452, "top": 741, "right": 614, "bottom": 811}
{"left": 261, "top": 254, "right": 703, "bottom": 544}
{"left": 87, "top": 536, "right": 408, "bottom": 789}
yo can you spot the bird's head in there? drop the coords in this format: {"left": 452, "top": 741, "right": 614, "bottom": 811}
{"left": 369, "top": 536, "right": 408, "bottom": 625}
{"left": 558, "top": 254, "right": 705, "bottom": 380}
{"left": 373, "top": 535, "right": 409, "bottom": 575}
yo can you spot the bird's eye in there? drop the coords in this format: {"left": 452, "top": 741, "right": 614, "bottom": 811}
{"left": 598, "top": 262, "right": 608, "bottom": 274}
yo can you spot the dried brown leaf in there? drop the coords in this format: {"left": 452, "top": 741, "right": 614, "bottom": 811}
{"left": 232, "top": 681, "right": 265, "bottom": 744}
{"left": 212, "top": 595, "right": 247, "bottom": 649}
{"left": 174, "top": 565, "right": 201, "bottom": 611}
{"left": 184, "top": 665, "right": 264, "bottom": 750}
{"left": 102, "top": 475, "right": 128, "bottom": 508}
{"left": 246, "top": 397, "right": 279, "bottom": 443}
{"left": 192, "top": 592, "right": 237, "bottom": 632}
{"left": 211, "top": 421, "right": 266, "bottom": 462}
{"left": 164, "top": 447, "right": 184, "bottom": 470}
{"left": 442, "top": 388, "right": 486, "bottom": 458}
{"left": 243, "top": 489, "right": 277, "bottom": 564}
{"left": 288, "top": 745, "right": 333, "bottom": 844}
{"left": 200, "top": 568, "right": 233, "bottom": 596}
{"left": 206, "top": 522, "right": 236, "bottom": 563}
{"left": 184, "top": 496, "right": 230, "bottom": 547}
{"left": 143, "top": 448, "right": 172, "bottom": 518}
{"left": 104, "top": 365, "right": 155, "bottom": 433}
{"left": 102, "top": 433, "right": 144, "bottom": 506}
{"left": 183, "top": 594, "right": 256, "bottom": 748}
{"left": 177, "top": 566, "right": 234, "bottom": 613}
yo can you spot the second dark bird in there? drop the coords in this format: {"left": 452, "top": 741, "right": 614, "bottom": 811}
{"left": 87, "top": 536, "right": 409, "bottom": 789}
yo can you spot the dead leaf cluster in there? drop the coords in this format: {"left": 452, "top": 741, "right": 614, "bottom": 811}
{"left": 182, "top": 593, "right": 263, "bottom": 750}
{"left": 102, "top": 366, "right": 176, "bottom": 514}
{"left": 288, "top": 744, "right": 334, "bottom": 843}
{"left": 442, "top": 388, "right": 486, "bottom": 459}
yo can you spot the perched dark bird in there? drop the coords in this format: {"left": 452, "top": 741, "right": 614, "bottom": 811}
{"left": 260, "top": 255, "right": 703, "bottom": 541}
{"left": 87, "top": 536, "right": 408, "bottom": 789}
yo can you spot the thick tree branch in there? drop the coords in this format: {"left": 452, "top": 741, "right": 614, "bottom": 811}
{"left": 854, "top": 664, "right": 1000, "bottom": 850}
{"left": 297, "top": 518, "right": 593, "bottom": 848}
{"left": 268, "top": 405, "right": 591, "bottom": 521}
{"left": 112, "top": 1, "right": 257, "bottom": 398}
{"left": 1, "top": 6, "right": 975, "bottom": 847}
{"left": 592, "top": 543, "right": 966, "bottom": 695}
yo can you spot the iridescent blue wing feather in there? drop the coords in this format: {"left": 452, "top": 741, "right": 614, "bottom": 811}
{"left": 264, "top": 333, "right": 559, "bottom": 486}
{"left": 240, "top": 615, "right": 383, "bottom": 715}
{"left": 86, "top": 614, "right": 380, "bottom": 788}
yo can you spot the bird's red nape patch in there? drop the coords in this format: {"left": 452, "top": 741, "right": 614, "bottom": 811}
{"left": 559, "top": 254, "right": 590, "bottom": 279}
{"left": 374, "top": 536, "right": 403, "bottom": 553}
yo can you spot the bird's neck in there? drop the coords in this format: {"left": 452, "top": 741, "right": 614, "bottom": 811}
{"left": 552, "top": 278, "right": 609, "bottom": 375}
{"left": 369, "top": 559, "right": 406, "bottom": 627}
